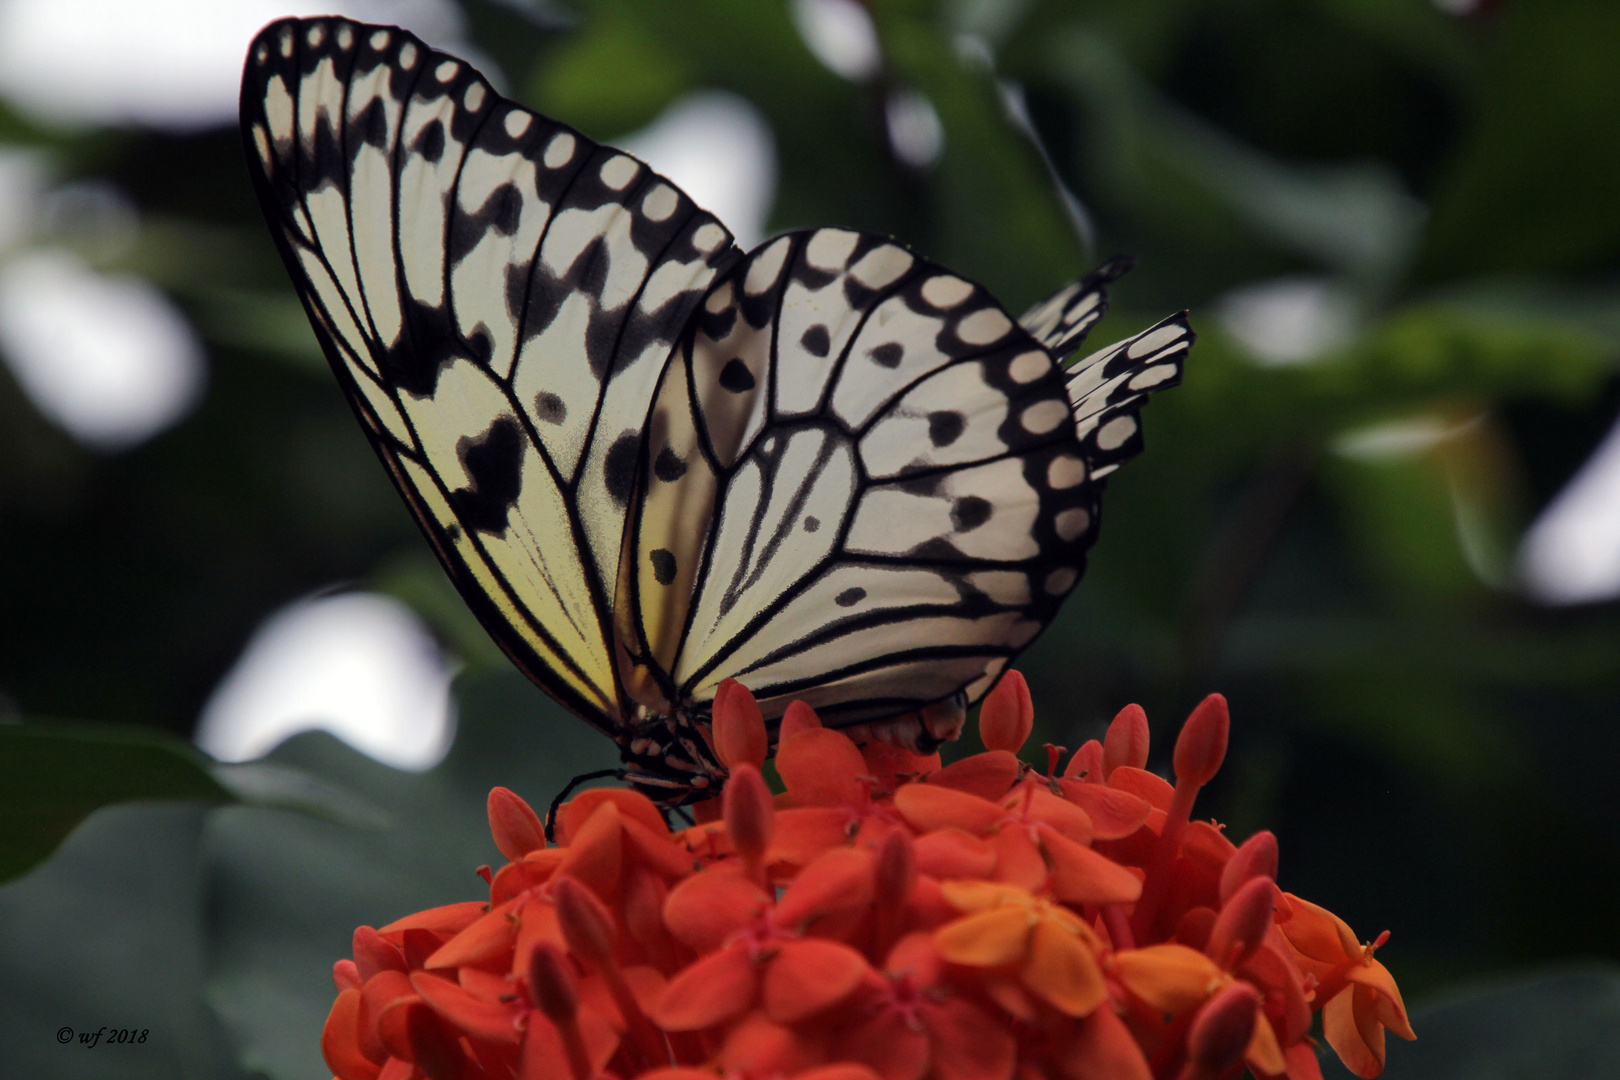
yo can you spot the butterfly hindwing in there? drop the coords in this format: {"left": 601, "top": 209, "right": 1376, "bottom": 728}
{"left": 618, "top": 229, "right": 1114, "bottom": 726}
{"left": 241, "top": 17, "right": 741, "bottom": 731}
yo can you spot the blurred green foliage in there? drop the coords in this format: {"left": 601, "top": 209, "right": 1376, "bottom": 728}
{"left": 2, "top": 0, "right": 1619, "bottom": 1076}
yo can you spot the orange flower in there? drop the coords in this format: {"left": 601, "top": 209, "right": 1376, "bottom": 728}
{"left": 318, "top": 677, "right": 1411, "bottom": 1080}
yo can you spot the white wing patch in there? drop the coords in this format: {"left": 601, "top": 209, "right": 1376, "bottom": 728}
{"left": 242, "top": 16, "right": 740, "bottom": 728}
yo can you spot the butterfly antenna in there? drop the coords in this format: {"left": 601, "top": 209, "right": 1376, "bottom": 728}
{"left": 545, "top": 768, "right": 626, "bottom": 844}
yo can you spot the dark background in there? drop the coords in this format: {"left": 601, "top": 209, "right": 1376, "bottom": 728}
{"left": 3, "top": 1, "right": 1619, "bottom": 1077}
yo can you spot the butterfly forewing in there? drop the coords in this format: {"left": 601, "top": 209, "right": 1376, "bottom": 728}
{"left": 242, "top": 17, "right": 741, "bottom": 731}
{"left": 618, "top": 229, "right": 1112, "bottom": 725}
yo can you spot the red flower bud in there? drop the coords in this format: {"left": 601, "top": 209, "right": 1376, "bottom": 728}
{"left": 1173, "top": 694, "right": 1229, "bottom": 788}
{"left": 724, "top": 763, "right": 774, "bottom": 881}
{"left": 1206, "top": 876, "right": 1276, "bottom": 971}
{"left": 979, "top": 670, "right": 1034, "bottom": 753}
{"left": 1103, "top": 704, "right": 1150, "bottom": 777}
{"left": 1063, "top": 738, "right": 1104, "bottom": 780}
{"left": 779, "top": 699, "right": 823, "bottom": 742}
{"left": 1219, "top": 831, "right": 1279, "bottom": 904}
{"left": 486, "top": 786, "right": 546, "bottom": 861}
{"left": 527, "top": 941, "right": 579, "bottom": 1022}
{"left": 352, "top": 924, "right": 405, "bottom": 981}
{"left": 553, "top": 875, "right": 617, "bottom": 968}
{"left": 1182, "top": 981, "right": 1261, "bottom": 1080}
{"left": 714, "top": 678, "right": 768, "bottom": 770}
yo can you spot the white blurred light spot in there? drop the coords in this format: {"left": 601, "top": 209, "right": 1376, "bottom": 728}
{"left": 620, "top": 90, "right": 776, "bottom": 250}
{"left": 1333, "top": 414, "right": 1473, "bottom": 461}
{"left": 886, "top": 88, "right": 945, "bottom": 169}
{"left": 197, "top": 592, "right": 458, "bottom": 771}
{"left": 0, "top": 249, "right": 205, "bottom": 450}
{"left": 1216, "top": 277, "right": 1357, "bottom": 366}
{"left": 0, "top": 0, "right": 471, "bottom": 130}
{"left": 1519, "top": 414, "right": 1620, "bottom": 605}
{"left": 791, "top": 0, "right": 880, "bottom": 81}
{"left": 1432, "top": 0, "right": 1482, "bottom": 14}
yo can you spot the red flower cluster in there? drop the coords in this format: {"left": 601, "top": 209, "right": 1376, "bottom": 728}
{"left": 322, "top": 677, "right": 1413, "bottom": 1080}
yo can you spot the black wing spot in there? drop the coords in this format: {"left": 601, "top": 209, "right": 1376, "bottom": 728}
{"left": 835, "top": 587, "right": 866, "bottom": 607}
{"left": 534, "top": 391, "right": 567, "bottom": 424}
{"left": 451, "top": 416, "right": 524, "bottom": 535}
{"left": 413, "top": 119, "right": 445, "bottom": 163}
{"left": 446, "top": 522, "right": 462, "bottom": 541}
{"left": 927, "top": 410, "right": 966, "bottom": 447}
{"left": 604, "top": 430, "right": 641, "bottom": 507}
{"left": 868, "top": 342, "right": 903, "bottom": 368}
{"left": 804, "top": 515, "right": 821, "bottom": 533}
{"left": 649, "top": 548, "right": 677, "bottom": 586}
{"left": 951, "top": 495, "right": 992, "bottom": 531}
{"left": 719, "top": 358, "right": 756, "bottom": 392}
{"left": 800, "top": 324, "right": 831, "bottom": 357}
{"left": 485, "top": 182, "right": 521, "bottom": 236}
{"left": 654, "top": 446, "right": 688, "bottom": 482}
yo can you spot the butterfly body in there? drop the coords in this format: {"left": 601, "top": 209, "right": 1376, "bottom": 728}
{"left": 240, "top": 17, "right": 1192, "bottom": 804}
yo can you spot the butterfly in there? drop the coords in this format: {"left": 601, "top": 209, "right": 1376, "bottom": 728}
{"left": 239, "top": 16, "right": 1193, "bottom": 807}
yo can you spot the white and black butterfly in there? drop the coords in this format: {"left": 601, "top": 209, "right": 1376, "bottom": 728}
{"left": 239, "top": 16, "right": 1192, "bottom": 806}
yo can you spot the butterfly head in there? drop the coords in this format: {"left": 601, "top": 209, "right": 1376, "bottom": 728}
{"left": 616, "top": 704, "right": 730, "bottom": 807}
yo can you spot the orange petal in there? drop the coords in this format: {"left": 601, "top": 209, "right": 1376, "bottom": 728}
{"left": 491, "top": 850, "right": 564, "bottom": 905}
{"left": 938, "top": 878, "right": 1023, "bottom": 913}
{"left": 988, "top": 828, "right": 1048, "bottom": 891}
{"left": 924, "top": 996, "right": 1017, "bottom": 1080}
{"left": 719, "top": 1012, "right": 821, "bottom": 1078}
{"left": 1041, "top": 827, "right": 1143, "bottom": 905}
{"left": 1323, "top": 985, "right": 1384, "bottom": 1079}
{"left": 772, "top": 806, "right": 857, "bottom": 865}
{"left": 558, "top": 788, "right": 667, "bottom": 844}
{"left": 862, "top": 739, "right": 941, "bottom": 795}
{"left": 934, "top": 906, "right": 1031, "bottom": 967}
{"left": 926, "top": 751, "right": 1022, "bottom": 800}
{"left": 662, "top": 869, "right": 770, "bottom": 952}
{"left": 1063, "top": 739, "right": 1104, "bottom": 781}
{"left": 1276, "top": 893, "right": 1360, "bottom": 967}
{"left": 1055, "top": 780, "right": 1153, "bottom": 840}
{"left": 1020, "top": 788, "right": 1095, "bottom": 844}
{"left": 894, "top": 783, "right": 1006, "bottom": 835}
{"left": 1053, "top": 1004, "right": 1152, "bottom": 1080}
{"left": 763, "top": 938, "right": 869, "bottom": 1022}
{"left": 1246, "top": 1011, "right": 1288, "bottom": 1078}
{"left": 1106, "top": 766, "right": 1174, "bottom": 812}
{"left": 488, "top": 786, "right": 548, "bottom": 862}
{"left": 914, "top": 827, "right": 997, "bottom": 880}
{"left": 774, "top": 847, "right": 873, "bottom": 931}
{"left": 843, "top": 1008, "right": 931, "bottom": 1080}
{"left": 425, "top": 897, "right": 520, "bottom": 970}
{"left": 1111, "top": 944, "right": 1224, "bottom": 1014}
{"left": 778, "top": 727, "right": 869, "bottom": 806}
{"left": 1346, "top": 959, "right": 1416, "bottom": 1041}
{"left": 1021, "top": 918, "right": 1107, "bottom": 1016}
{"left": 510, "top": 896, "right": 564, "bottom": 980}
{"left": 410, "top": 971, "right": 523, "bottom": 1045}
{"left": 653, "top": 945, "right": 758, "bottom": 1030}
{"left": 620, "top": 813, "right": 698, "bottom": 880}
{"left": 554, "top": 800, "right": 624, "bottom": 900}
{"left": 322, "top": 988, "right": 381, "bottom": 1080}
{"left": 380, "top": 901, "right": 487, "bottom": 937}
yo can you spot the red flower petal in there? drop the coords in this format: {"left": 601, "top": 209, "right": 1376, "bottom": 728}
{"left": 553, "top": 801, "right": 624, "bottom": 901}
{"left": 763, "top": 938, "right": 869, "bottom": 1022}
{"left": 894, "top": 783, "right": 1005, "bottom": 835}
{"left": 380, "top": 901, "right": 488, "bottom": 937}
{"left": 653, "top": 945, "right": 757, "bottom": 1030}
{"left": 1055, "top": 779, "right": 1153, "bottom": 840}
{"left": 774, "top": 847, "right": 874, "bottom": 931}
{"left": 1042, "top": 827, "right": 1143, "bottom": 905}
{"left": 1106, "top": 767, "right": 1174, "bottom": 812}
{"left": 410, "top": 971, "right": 523, "bottom": 1044}
{"left": 323, "top": 988, "right": 381, "bottom": 1080}
{"left": 988, "top": 828, "right": 1047, "bottom": 891}
{"left": 861, "top": 739, "right": 941, "bottom": 795}
{"left": 425, "top": 897, "right": 520, "bottom": 970}
{"left": 558, "top": 788, "right": 667, "bottom": 844}
{"left": 926, "top": 751, "right": 1021, "bottom": 800}
{"left": 778, "top": 728, "right": 869, "bottom": 806}
{"left": 924, "top": 996, "right": 1017, "bottom": 1080}
{"left": 914, "top": 827, "right": 997, "bottom": 880}
{"left": 663, "top": 869, "right": 770, "bottom": 952}
{"left": 772, "top": 806, "right": 857, "bottom": 865}
{"left": 844, "top": 1007, "right": 930, "bottom": 1080}
{"left": 1052, "top": 1005, "right": 1151, "bottom": 1080}
{"left": 719, "top": 1013, "right": 822, "bottom": 1079}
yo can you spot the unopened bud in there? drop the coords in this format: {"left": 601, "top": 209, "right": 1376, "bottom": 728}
{"left": 779, "top": 700, "right": 823, "bottom": 741}
{"left": 487, "top": 786, "right": 547, "bottom": 861}
{"left": 1206, "top": 876, "right": 1276, "bottom": 971}
{"left": 352, "top": 925, "right": 405, "bottom": 981}
{"left": 552, "top": 875, "right": 617, "bottom": 968}
{"left": 527, "top": 942, "right": 579, "bottom": 1022}
{"left": 1172, "top": 694, "right": 1229, "bottom": 788}
{"left": 875, "top": 828, "right": 917, "bottom": 909}
{"left": 714, "top": 678, "right": 768, "bottom": 770}
{"left": 1185, "top": 982, "right": 1260, "bottom": 1079}
{"left": 979, "top": 670, "right": 1034, "bottom": 753}
{"left": 1219, "top": 831, "right": 1278, "bottom": 904}
{"left": 724, "top": 763, "right": 774, "bottom": 872}
{"left": 1063, "top": 739, "right": 1104, "bottom": 780}
{"left": 1103, "top": 704, "right": 1150, "bottom": 777}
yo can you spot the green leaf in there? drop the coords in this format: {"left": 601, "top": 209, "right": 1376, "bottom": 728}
{"left": 0, "top": 721, "right": 234, "bottom": 884}
{"left": 525, "top": 9, "right": 691, "bottom": 138}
